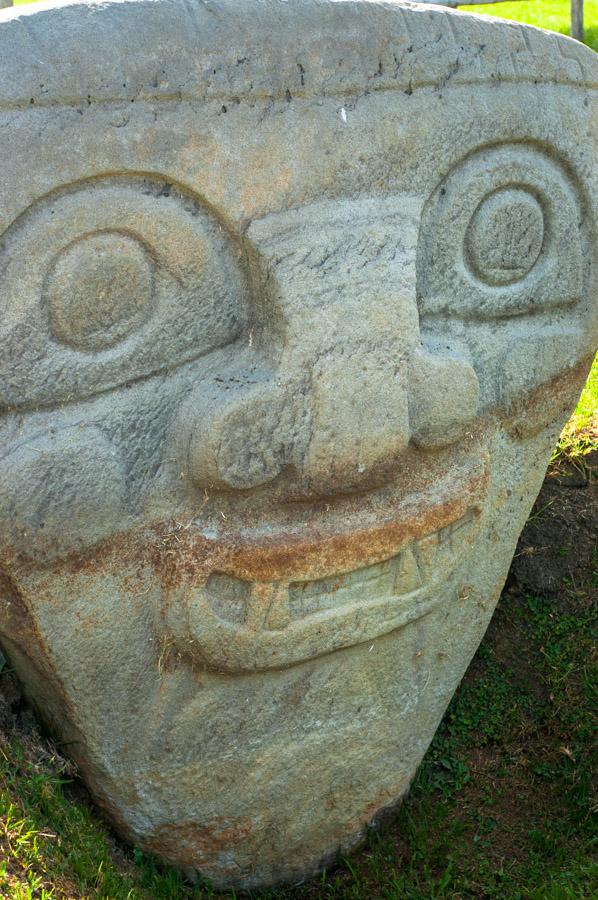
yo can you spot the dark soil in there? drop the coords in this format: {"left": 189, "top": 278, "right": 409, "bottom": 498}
{"left": 511, "top": 450, "right": 597, "bottom": 602}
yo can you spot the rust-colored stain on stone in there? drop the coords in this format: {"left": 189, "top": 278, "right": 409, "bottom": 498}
{"left": 144, "top": 817, "right": 256, "bottom": 870}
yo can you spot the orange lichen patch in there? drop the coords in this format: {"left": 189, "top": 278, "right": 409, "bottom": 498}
{"left": 358, "top": 776, "right": 411, "bottom": 827}
{"left": 0, "top": 568, "right": 34, "bottom": 638}
{"left": 0, "top": 448, "right": 489, "bottom": 634}
{"left": 150, "top": 453, "right": 489, "bottom": 587}
{"left": 319, "top": 775, "right": 412, "bottom": 861}
{"left": 143, "top": 816, "right": 256, "bottom": 871}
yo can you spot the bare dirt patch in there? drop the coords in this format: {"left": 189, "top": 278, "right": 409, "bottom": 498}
{"left": 511, "top": 451, "right": 597, "bottom": 603}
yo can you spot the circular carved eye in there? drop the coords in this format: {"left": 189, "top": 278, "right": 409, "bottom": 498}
{"left": 417, "top": 144, "right": 583, "bottom": 319}
{"left": 47, "top": 231, "right": 155, "bottom": 351}
{"left": 0, "top": 176, "right": 249, "bottom": 409}
{"left": 465, "top": 188, "right": 544, "bottom": 287}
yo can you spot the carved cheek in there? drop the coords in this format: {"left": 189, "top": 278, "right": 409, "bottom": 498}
{"left": 0, "top": 426, "right": 127, "bottom": 561}
{"left": 175, "top": 374, "right": 290, "bottom": 492}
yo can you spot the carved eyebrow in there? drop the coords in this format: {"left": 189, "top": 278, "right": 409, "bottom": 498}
{"left": 247, "top": 194, "right": 422, "bottom": 242}
{"left": 0, "top": 0, "right": 595, "bottom": 112}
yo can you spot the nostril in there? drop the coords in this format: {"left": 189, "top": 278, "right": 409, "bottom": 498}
{"left": 211, "top": 395, "right": 287, "bottom": 490}
{"left": 408, "top": 350, "right": 480, "bottom": 449}
{"left": 175, "top": 374, "right": 290, "bottom": 491}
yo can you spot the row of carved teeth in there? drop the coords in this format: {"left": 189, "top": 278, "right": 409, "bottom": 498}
{"left": 205, "top": 512, "right": 476, "bottom": 631}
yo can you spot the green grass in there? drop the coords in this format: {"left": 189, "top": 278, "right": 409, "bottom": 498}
{"left": 468, "top": 0, "right": 598, "bottom": 51}
{"left": 554, "top": 353, "right": 598, "bottom": 460}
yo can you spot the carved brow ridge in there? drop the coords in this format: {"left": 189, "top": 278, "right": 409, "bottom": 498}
{"left": 0, "top": 0, "right": 596, "bottom": 112}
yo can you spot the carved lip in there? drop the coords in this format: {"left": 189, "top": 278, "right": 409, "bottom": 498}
{"left": 159, "top": 451, "right": 489, "bottom": 672}
{"left": 172, "top": 507, "right": 480, "bottom": 673}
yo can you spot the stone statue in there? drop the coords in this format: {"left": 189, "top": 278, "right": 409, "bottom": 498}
{"left": 0, "top": 0, "right": 596, "bottom": 888}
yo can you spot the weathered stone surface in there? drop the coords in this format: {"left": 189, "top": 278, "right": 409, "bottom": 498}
{"left": 0, "top": 0, "right": 596, "bottom": 888}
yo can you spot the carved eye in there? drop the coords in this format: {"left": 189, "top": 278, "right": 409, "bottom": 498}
{"left": 0, "top": 177, "right": 249, "bottom": 409}
{"left": 417, "top": 144, "right": 583, "bottom": 319}
{"left": 464, "top": 188, "right": 544, "bottom": 287}
{"left": 47, "top": 231, "right": 155, "bottom": 352}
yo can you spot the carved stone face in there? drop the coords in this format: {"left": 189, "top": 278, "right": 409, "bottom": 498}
{"left": 0, "top": 0, "right": 596, "bottom": 888}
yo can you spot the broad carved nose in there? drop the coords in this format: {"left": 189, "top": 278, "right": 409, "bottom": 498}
{"left": 176, "top": 201, "right": 480, "bottom": 493}
{"left": 175, "top": 343, "right": 479, "bottom": 494}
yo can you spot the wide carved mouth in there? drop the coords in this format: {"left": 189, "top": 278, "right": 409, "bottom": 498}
{"left": 166, "top": 503, "right": 482, "bottom": 673}
{"left": 207, "top": 509, "right": 477, "bottom": 626}
{"left": 157, "top": 449, "right": 489, "bottom": 672}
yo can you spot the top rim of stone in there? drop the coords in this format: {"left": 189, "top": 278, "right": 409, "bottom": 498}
{"left": 0, "top": 0, "right": 596, "bottom": 111}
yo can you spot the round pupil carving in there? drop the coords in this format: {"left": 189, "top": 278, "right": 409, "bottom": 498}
{"left": 465, "top": 188, "right": 544, "bottom": 286}
{"left": 47, "top": 231, "right": 154, "bottom": 351}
